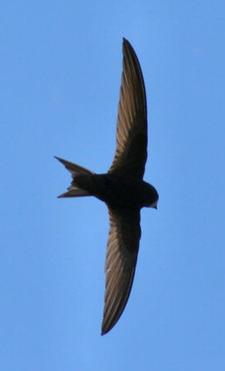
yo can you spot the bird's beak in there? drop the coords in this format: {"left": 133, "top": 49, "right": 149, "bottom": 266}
{"left": 151, "top": 200, "right": 158, "bottom": 209}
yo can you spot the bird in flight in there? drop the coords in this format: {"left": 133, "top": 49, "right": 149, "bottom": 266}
{"left": 55, "top": 38, "right": 159, "bottom": 335}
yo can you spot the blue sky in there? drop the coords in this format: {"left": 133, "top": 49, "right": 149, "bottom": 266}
{"left": 1, "top": 1, "right": 225, "bottom": 370}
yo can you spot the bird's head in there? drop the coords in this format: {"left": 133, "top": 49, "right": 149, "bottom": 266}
{"left": 146, "top": 184, "right": 159, "bottom": 209}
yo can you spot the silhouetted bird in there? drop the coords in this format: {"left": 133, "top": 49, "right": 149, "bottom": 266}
{"left": 55, "top": 38, "right": 159, "bottom": 335}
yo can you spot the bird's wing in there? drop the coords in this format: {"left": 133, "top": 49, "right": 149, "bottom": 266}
{"left": 101, "top": 206, "right": 141, "bottom": 335}
{"left": 108, "top": 38, "right": 148, "bottom": 179}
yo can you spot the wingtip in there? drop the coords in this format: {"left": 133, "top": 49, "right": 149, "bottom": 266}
{"left": 101, "top": 315, "right": 118, "bottom": 335}
{"left": 101, "top": 314, "right": 113, "bottom": 335}
{"left": 101, "top": 325, "right": 109, "bottom": 336}
{"left": 122, "top": 37, "right": 133, "bottom": 49}
{"left": 122, "top": 38, "right": 137, "bottom": 60}
{"left": 101, "top": 320, "right": 106, "bottom": 336}
{"left": 122, "top": 37, "right": 129, "bottom": 47}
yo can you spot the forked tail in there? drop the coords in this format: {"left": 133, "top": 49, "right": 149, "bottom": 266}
{"left": 55, "top": 156, "right": 94, "bottom": 198}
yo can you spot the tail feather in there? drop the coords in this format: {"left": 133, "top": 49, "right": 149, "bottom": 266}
{"left": 55, "top": 156, "right": 93, "bottom": 198}
{"left": 57, "top": 186, "right": 90, "bottom": 198}
{"left": 54, "top": 156, "right": 94, "bottom": 176}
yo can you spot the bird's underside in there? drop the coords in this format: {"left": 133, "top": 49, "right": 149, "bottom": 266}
{"left": 55, "top": 38, "right": 158, "bottom": 335}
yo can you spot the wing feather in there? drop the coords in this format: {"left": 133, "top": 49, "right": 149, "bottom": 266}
{"left": 101, "top": 207, "right": 141, "bottom": 334}
{"left": 108, "top": 38, "right": 148, "bottom": 179}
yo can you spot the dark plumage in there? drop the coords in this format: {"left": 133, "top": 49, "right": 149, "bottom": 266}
{"left": 55, "top": 38, "right": 159, "bottom": 335}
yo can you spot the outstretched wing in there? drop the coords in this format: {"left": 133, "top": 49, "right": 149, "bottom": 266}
{"left": 101, "top": 207, "right": 141, "bottom": 335}
{"left": 108, "top": 38, "right": 148, "bottom": 179}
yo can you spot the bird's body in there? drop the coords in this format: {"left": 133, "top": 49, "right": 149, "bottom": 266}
{"left": 74, "top": 173, "right": 157, "bottom": 209}
{"left": 55, "top": 38, "right": 159, "bottom": 335}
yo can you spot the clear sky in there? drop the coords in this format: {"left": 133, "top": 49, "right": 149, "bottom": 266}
{"left": 1, "top": 1, "right": 225, "bottom": 370}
